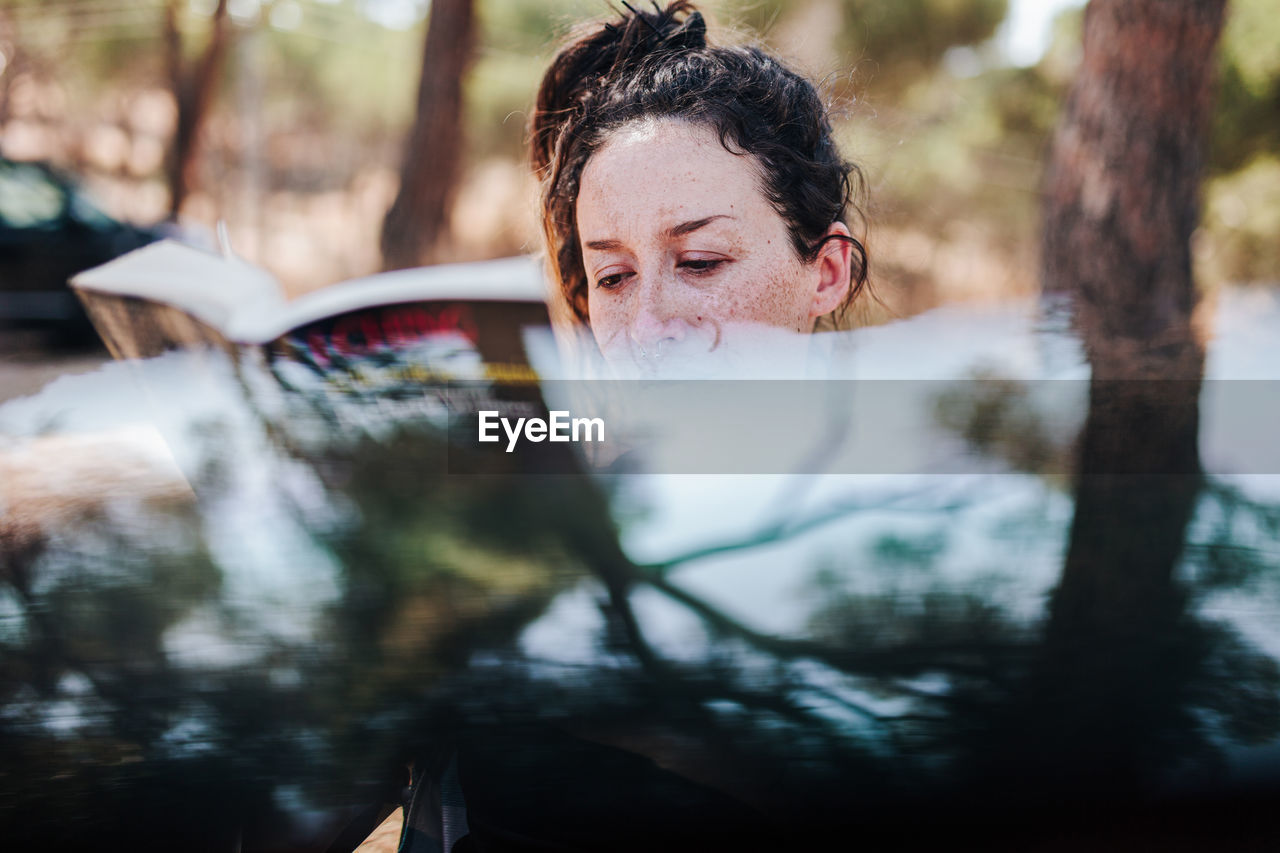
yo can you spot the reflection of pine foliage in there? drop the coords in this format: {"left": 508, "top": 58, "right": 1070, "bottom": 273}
{"left": 1193, "top": 626, "right": 1280, "bottom": 745}
{"left": 808, "top": 586, "right": 1017, "bottom": 656}
{"left": 934, "top": 372, "right": 1064, "bottom": 478}
{"left": 771, "top": 472, "right": 1280, "bottom": 793}
{"left": 1184, "top": 479, "right": 1280, "bottom": 593}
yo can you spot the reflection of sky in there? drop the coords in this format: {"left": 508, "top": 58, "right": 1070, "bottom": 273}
{"left": 0, "top": 350, "right": 343, "bottom": 657}
{"left": 5, "top": 285, "right": 1280, "bottom": 752}
{"left": 518, "top": 287, "right": 1280, "bottom": 687}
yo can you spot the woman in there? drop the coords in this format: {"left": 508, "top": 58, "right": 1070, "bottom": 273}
{"left": 344, "top": 9, "right": 870, "bottom": 850}
{"left": 530, "top": 0, "right": 869, "bottom": 374}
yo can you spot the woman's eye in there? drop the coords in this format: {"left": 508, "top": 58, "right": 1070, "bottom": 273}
{"left": 679, "top": 259, "right": 726, "bottom": 275}
{"left": 595, "top": 272, "right": 631, "bottom": 290}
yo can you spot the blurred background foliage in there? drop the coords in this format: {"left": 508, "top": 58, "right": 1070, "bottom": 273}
{"left": 0, "top": 0, "right": 1275, "bottom": 304}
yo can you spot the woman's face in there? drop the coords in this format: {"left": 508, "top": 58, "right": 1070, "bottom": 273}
{"left": 576, "top": 117, "right": 850, "bottom": 373}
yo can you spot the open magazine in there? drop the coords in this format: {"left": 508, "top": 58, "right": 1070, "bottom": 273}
{"left": 71, "top": 239, "right": 552, "bottom": 378}
{"left": 71, "top": 241, "right": 562, "bottom": 462}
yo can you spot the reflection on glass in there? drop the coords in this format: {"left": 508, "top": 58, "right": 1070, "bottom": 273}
{"left": 3, "top": 283, "right": 1280, "bottom": 849}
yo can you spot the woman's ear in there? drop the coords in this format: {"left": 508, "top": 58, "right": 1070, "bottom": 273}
{"left": 808, "top": 222, "right": 853, "bottom": 318}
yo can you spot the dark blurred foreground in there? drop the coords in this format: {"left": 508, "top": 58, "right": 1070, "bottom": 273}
{"left": 2, "top": 284, "right": 1280, "bottom": 851}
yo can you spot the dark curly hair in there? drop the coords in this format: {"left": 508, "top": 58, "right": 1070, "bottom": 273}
{"left": 530, "top": 0, "right": 869, "bottom": 327}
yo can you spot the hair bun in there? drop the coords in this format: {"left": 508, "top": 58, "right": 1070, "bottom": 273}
{"left": 530, "top": 2, "right": 706, "bottom": 175}
{"left": 665, "top": 10, "right": 706, "bottom": 50}
{"left": 617, "top": 2, "right": 706, "bottom": 55}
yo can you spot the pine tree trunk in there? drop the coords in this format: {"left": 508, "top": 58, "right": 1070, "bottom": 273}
{"left": 1002, "top": 0, "right": 1229, "bottom": 791}
{"left": 164, "top": 0, "right": 231, "bottom": 219}
{"left": 1041, "top": 0, "right": 1227, "bottom": 376}
{"left": 380, "top": 0, "right": 475, "bottom": 271}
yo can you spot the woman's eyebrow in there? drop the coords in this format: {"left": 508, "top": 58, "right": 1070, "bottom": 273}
{"left": 583, "top": 215, "right": 735, "bottom": 251}
{"left": 668, "top": 214, "right": 734, "bottom": 238}
{"left": 583, "top": 238, "right": 625, "bottom": 251}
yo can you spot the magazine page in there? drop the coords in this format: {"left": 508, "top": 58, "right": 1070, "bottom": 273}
{"left": 70, "top": 240, "right": 284, "bottom": 358}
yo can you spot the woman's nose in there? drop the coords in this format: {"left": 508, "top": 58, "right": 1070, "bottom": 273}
{"left": 628, "top": 275, "right": 689, "bottom": 355}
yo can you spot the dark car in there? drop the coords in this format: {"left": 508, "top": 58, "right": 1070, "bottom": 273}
{"left": 0, "top": 157, "right": 166, "bottom": 340}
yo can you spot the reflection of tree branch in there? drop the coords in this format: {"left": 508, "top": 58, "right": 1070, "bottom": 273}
{"left": 602, "top": 571, "right": 669, "bottom": 680}
{"left": 789, "top": 681, "right": 906, "bottom": 725}
{"left": 1203, "top": 479, "right": 1280, "bottom": 516}
{"left": 570, "top": 562, "right": 868, "bottom": 794}
{"left": 585, "top": 559, "right": 960, "bottom": 771}
{"left": 638, "top": 570, "right": 1010, "bottom": 681}
{"left": 699, "top": 680, "right": 857, "bottom": 741}
{"left": 643, "top": 488, "right": 973, "bottom": 574}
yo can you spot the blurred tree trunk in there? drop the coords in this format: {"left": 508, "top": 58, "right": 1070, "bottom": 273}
{"left": 0, "top": 11, "right": 16, "bottom": 125}
{"left": 380, "top": 0, "right": 475, "bottom": 271}
{"left": 1041, "top": 0, "right": 1226, "bottom": 376}
{"left": 988, "top": 0, "right": 1228, "bottom": 795}
{"left": 163, "top": 0, "right": 231, "bottom": 219}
